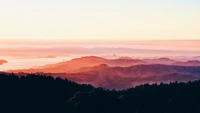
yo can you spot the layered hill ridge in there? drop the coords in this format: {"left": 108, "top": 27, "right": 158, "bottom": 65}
{"left": 62, "top": 64, "right": 200, "bottom": 89}
{"left": 173, "top": 60, "right": 200, "bottom": 66}
{"left": 7, "top": 64, "right": 200, "bottom": 89}
{"left": 5, "top": 56, "right": 200, "bottom": 89}
{"left": 6, "top": 56, "right": 147, "bottom": 73}
{"left": 6, "top": 56, "right": 200, "bottom": 73}
{"left": 143, "top": 57, "right": 176, "bottom": 65}
{"left": 72, "top": 64, "right": 110, "bottom": 73}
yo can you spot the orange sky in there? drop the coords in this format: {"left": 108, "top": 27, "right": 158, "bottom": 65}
{"left": 1, "top": 40, "right": 200, "bottom": 52}
{"left": 0, "top": 0, "right": 200, "bottom": 41}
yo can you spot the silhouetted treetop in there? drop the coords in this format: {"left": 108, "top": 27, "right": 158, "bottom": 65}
{"left": 0, "top": 73, "right": 200, "bottom": 113}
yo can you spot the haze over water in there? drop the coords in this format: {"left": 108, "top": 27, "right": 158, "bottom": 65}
{"left": 0, "top": 0, "right": 200, "bottom": 71}
{"left": 0, "top": 40, "right": 200, "bottom": 71}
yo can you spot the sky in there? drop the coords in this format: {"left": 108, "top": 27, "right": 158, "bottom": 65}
{"left": 0, "top": 0, "right": 200, "bottom": 41}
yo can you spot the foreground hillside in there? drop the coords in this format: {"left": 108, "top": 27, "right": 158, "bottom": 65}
{"left": 1, "top": 73, "right": 200, "bottom": 113}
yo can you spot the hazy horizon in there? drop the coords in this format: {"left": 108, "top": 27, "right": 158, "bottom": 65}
{"left": 0, "top": 0, "right": 200, "bottom": 71}
{"left": 0, "top": 0, "right": 200, "bottom": 41}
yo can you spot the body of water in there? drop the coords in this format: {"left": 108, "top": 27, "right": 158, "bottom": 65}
{"left": 0, "top": 56, "right": 77, "bottom": 71}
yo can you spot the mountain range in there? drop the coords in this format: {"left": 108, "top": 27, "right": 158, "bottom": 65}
{"left": 173, "top": 60, "right": 200, "bottom": 66}
{"left": 6, "top": 56, "right": 200, "bottom": 89}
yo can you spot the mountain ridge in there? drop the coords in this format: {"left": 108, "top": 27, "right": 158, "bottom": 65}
{"left": 7, "top": 64, "right": 200, "bottom": 89}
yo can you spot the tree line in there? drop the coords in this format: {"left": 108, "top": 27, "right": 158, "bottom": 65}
{"left": 0, "top": 73, "right": 200, "bottom": 113}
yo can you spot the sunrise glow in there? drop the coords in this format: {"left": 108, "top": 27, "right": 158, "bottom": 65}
{"left": 0, "top": 0, "right": 200, "bottom": 41}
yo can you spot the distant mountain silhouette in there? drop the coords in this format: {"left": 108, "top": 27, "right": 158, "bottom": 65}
{"left": 8, "top": 64, "right": 200, "bottom": 89}
{"left": 118, "top": 56, "right": 133, "bottom": 60}
{"left": 7, "top": 56, "right": 147, "bottom": 73}
{"left": 90, "top": 64, "right": 200, "bottom": 77}
{"left": 173, "top": 60, "right": 200, "bottom": 66}
{"left": 0, "top": 60, "right": 7, "bottom": 65}
{"left": 143, "top": 57, "right": 176, "bottom": 65}
{"left": 8, "top": 56, "right": 200, "bottom": 73}
{"left": 191, "top": 56, "right": 200, "bottom": 60}
{"left": 67, "top": 64, "right": 200, "bottom": 89}
{"left": 6, "top": 56, "right": 200, "bottom": 89}
{"left": 72, "top": 64, "right": 110, "bottom": 73}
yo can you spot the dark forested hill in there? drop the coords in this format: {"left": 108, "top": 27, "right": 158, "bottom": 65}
{"left": 1, "top": 73, "right": 200, "bottom": 113}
